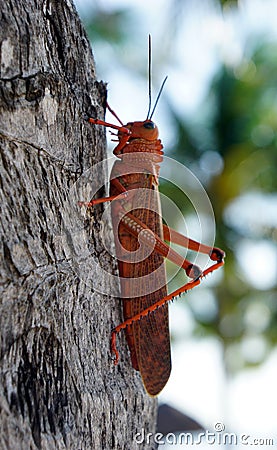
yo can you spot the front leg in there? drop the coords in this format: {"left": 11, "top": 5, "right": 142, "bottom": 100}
{"left": 78, "top": 178, "right": 129, "bottom": 207}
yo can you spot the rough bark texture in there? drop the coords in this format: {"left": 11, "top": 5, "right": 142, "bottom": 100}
{"left": 0, "top": 1, "right": 157, "bottom": 449}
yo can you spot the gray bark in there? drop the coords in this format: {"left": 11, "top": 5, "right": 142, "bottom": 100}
{"left": 0, "top": 1, "right": 157, "bottom": 449}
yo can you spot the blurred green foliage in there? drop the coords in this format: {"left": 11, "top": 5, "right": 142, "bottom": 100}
{"left": 220, "top": 0, "right": 238, "bottom": 6}
{"left": 162, "top": 39, "right": 277, "bottom": 373}
{"left": 83, "top": 8, "right": 130, "bottom": 44}
{"left": 208, "top": 43, "right": 277, "bottom": 371}
{"left": 76, "top": 0, "right": 276, "bottom": 375}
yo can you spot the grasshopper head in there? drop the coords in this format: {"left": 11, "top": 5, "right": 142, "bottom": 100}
{"left": 123, "top": 120, "right": 159, "bottom": 141}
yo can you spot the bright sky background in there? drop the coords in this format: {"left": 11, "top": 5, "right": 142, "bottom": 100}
{"left": 74, "top": 0, "right": 277, "bottom": 447}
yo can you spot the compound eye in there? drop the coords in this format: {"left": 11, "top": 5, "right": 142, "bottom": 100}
{"left": 143, "top": 121, "right": 155, "bottom": 129}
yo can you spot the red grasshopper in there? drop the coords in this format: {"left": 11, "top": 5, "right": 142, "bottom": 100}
{"left": 81, "top": 42, "right": 225, "bottom": 396}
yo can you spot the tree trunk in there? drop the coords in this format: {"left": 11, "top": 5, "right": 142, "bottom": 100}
{"left": 0, "top": 1, "right": 157, "bottom": 449}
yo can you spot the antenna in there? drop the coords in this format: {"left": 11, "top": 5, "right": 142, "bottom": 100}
{"left": 146, "top": 35, "right": 152, "bottom": 119}
{"left": 149, "top": 76, "right": 168, "bottom": 120}
{"left": 146, "top": 35, "right": 167, "bottom": 120}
